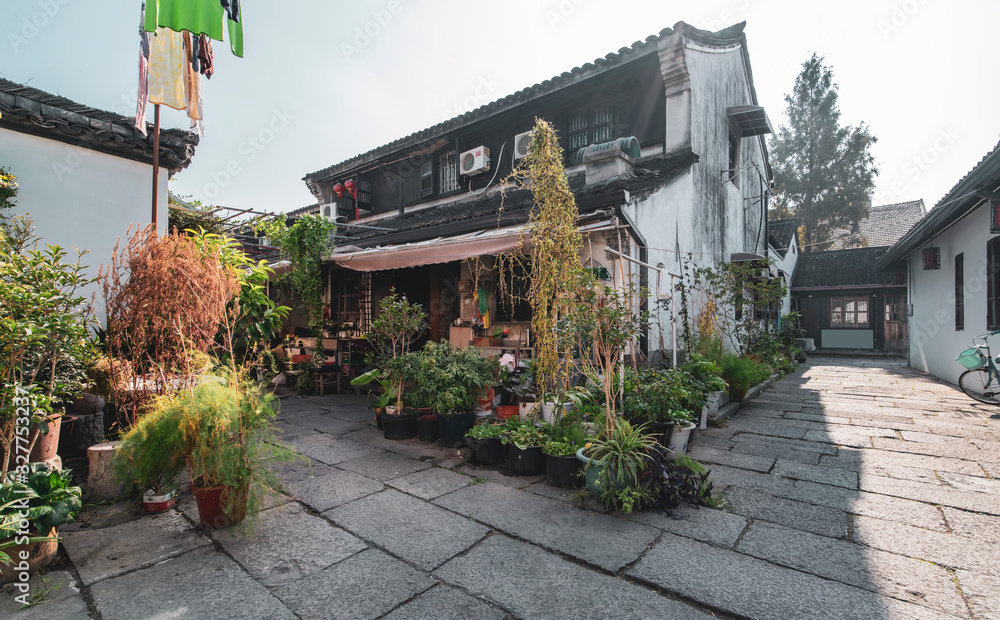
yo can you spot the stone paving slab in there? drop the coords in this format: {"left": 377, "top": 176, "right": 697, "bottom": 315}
{"left": 628, "top": 532, "right": 956, "bottom": 620}
{"left": 286, "top": 415, "right": 366, "bottom": 436}
{"left": 820, "top": 445, "right": 986, "bottom": 477}
{"left": 337, "top": 450, "right": 432, "bottom": 481}
{"left": 737, "top": 520, "right": 967, "bottom": 617}
{"left": 722, "top": 486, "right": 850, "bottom": 539}
{"left": 386, "top": 466, "right": 471, "bottom": 500}
{"left": 274, "top": 549, "right": 435, "bottom": 620}
{"left": 381, "top": 584, "right": 508, "bottom": 620}
{"left": 846, "top": 492, "right": 949, "bottom": 532}
{"left": 942, "top": 506, "right": 1000, "bottom": 545}
{"left": 729, "top": 434, "right": 836, "bottom": 465}
{"left": 434, "top": 481, "right": 659, "bottom": 572}
{"left": 771, "top": 459, "right": 859, "bottom": 489}
{"left": 626, "top": 504, "right": 748, "bottom": 549}
{"left": 955, "top": 570, "right": 1000, "bottom": 620}
{"left": 852, "top": 515, "right": 1000, "bottom": 577}
{"left": 90, "top": 547, "right": 296, "bottom": 620}
{"left": 210, "top": 502, "right": 367, "bottom": 587}
{"left": 61, "top": 509, "right": 212, "bottom": 586}
{"left": 455, "top": 462, "right": 545, "bottom": 488}
{"left": 326, "top": 489, "right": 489, "bottom": 571}
{"left": 436, "top": 535, "right": 714, "bottom": 619}
{"left": 687, "top": 445, "right": 775, "bottom": 473}
{"left": 0, "top": 570, "right": 89, "bottom": 619}
{"left": 286, "top": 466, "right": 384, "bottom": 512}
{"left": 286, "top": 434, "right": 386, "bottom": 465}
{"left": 859, "top": 473, "right": 999, "bottom": 515}
{"left": 270, "top": 455, "right": 335, "bottom": 484}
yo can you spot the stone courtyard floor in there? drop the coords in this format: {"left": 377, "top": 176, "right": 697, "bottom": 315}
{"left": 2, "top": 355, "right": 999, "bottom": 619}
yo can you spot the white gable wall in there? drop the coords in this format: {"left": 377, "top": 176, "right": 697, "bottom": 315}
{"left": 907, "top": 203, "right": 990, "bottom": 385}
{"left": 1, "top": 128, "right": 169, "bottom": 322}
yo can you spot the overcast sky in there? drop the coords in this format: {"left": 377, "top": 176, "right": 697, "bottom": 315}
{"left": 3, "top": 0, "right": 999, "bottom": 217}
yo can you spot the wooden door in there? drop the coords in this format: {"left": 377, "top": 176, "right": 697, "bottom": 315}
{"left": 884, "top": 293, "right": 907, "bottom": 351}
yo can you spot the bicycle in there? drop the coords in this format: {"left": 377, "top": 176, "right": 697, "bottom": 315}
{"left": 956, "top": 331, "right": 1000, "bottom": 405}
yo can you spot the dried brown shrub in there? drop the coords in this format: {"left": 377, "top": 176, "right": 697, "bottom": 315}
{"left": 99, "top": 225, "right": 239, "bottom": 427}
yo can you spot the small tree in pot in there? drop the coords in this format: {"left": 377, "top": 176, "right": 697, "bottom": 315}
{"left": 360, "top": 290, "right": 427, "bottom": 415}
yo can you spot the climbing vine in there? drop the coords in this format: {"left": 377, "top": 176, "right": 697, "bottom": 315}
{"left": 257, "top": 214, "right": 335, "bottom": 336}
{"left": 509, "top": 119, "right": 585, "bottom": 398}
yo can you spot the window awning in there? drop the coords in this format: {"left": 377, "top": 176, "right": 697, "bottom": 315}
{"left": 328, "top": 219, "right": 616, "bottom": 272}
{"left": 728, "top": 106, "right": 773, "bottom": 137}
{"left": 328, "top": 227, "right": 530, "bottom": 272}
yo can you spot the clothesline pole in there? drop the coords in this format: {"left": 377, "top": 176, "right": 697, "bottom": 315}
{"left": 151, "top": 103, "right": 160, "bottom": 227}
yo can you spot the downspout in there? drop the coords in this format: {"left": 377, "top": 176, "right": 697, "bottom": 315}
{"left": 613, "top": 200, "right": 648, "bottom": 360}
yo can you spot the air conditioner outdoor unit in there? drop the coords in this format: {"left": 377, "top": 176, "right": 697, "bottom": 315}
{"left": 513, "top": 130, "right": 533, "bottom": 160}
{"left": 459, "top": 146, "right": 490, "bottom": 176}
{"left": 320, "top": 202, "right": 337, "bottom": 220}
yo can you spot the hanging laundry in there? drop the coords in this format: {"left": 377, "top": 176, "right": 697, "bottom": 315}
{"left": 147, "top": 27, "right": 187, "bottom": 111}
{"left": 144, "top": 0, "right": 224, "bottom": 40}
{"left": 197, "top": 34, "right": 214, "bottom": 78}
{"left": 183, "top": 31, "right": 204, "bottom": 135}
{"left": 144, "top": 0, "right": 243, "bottom": 58}
{"left": 134, "top": 2, "right": 151, "bottom": 135}
{"left": 189, "top": 33, "right": 200, "bottom": 73}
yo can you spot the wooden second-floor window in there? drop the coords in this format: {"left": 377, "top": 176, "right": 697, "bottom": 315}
{"left": 568, "top": 100, "right": 630, "bottom": 151}
{"left": 438, "top": 150, "right": 458, "bottom": 194}
{"left": 830, "top": 296, "right": 869, "bottom": 328}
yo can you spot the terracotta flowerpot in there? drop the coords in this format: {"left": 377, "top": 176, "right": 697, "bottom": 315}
{"left": 190, "top": 481, "right": 248, "bottom": 529}
{"left": 0, "top": 527, "right": 58, "bottom": 585}
{"left": 495, "top": 405, "right": 519, "bottom": 421}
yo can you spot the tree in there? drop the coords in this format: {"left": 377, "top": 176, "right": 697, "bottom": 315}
{"left": 769, "top": 54, "right": 878, "bottom": 251}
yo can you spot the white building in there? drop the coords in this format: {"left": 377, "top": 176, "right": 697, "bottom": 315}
{"left": 875, "top": 140, "right": 1000, "bottom": 384}
{"left": 0, "top": 78, "right": 199, "bottom": 321}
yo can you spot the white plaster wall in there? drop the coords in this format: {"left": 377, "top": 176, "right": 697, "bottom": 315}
{"left": 1, "top": 128, "right": 169, "bottom": 323}
{"left": 907, "top": 204, "right": 991, "bottom": 385}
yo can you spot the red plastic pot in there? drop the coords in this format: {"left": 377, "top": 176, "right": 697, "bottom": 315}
{"left": 495, "top": 406, "right": 519, "bottom": 421}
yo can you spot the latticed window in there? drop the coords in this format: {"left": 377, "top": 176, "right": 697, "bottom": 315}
{"left": 830, "top": 296, "right": 869, "bottom": 328}
{"left": 568, "top": 101, "right": 629, "bottom": 151}
{"left": 438, "top": 150, "right": 458, "bottom": 193}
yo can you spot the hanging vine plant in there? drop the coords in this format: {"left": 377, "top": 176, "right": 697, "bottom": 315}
{"left": 257, "top": 214, "right": 335, "bottom": 336}
{"left": 510, "top": 119, "right": 585, "bottom": 398}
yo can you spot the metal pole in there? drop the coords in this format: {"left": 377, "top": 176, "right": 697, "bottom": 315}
{"left": 151, "top": 104, "right": 160, "bottom": 227}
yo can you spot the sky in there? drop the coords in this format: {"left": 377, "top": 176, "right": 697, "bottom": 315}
{"left": 3, "top": 0, "right": 999, "bottom": 218}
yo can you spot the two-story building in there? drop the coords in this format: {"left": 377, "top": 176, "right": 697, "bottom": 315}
{"left": 297, "top": 21, "right": 773, "bottom": 359}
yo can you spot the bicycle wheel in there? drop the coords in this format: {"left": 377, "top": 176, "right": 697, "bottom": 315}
{"left": 959, "top": 369, "right": 1000, "bottom": 405}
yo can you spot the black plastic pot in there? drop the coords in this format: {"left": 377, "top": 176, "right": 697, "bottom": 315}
{"left": 382, "top": 412, "right": 418, "bottom": 440}
{"left": 649, "top": 420, "right": 675, "bottom": 448}
{"left": 417, "top": 415, "right": 439, "bottom": 442}
{"left": 437, "top": 411, "right": 476, "bottom": 448}
{"left": 508, "top": 445, "right": 545, "bottom": 475}
{"left": 465, "top": 436, "right": 505, "bottom": 465}
{"left": 545, "top": 453, "right": 583, "bottom": 488}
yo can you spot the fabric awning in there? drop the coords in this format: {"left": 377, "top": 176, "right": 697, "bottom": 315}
{"left": 328, "top": 227, "right": 530, "bottom": 272}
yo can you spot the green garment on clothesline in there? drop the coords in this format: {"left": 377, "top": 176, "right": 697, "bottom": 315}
{"left": 144, "top": 0, "right": 243, "bottom": 58}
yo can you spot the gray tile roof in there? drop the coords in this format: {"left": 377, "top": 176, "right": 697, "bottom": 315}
{"left": 0, "top": 78, "right": 198, "bottom": 171}
{"left": 792, "top": 247, "right": 899, "bottom": 289}
{"left": 768, "top": 219, "right": 798, "bottom": 257}
{"left": 827, "top": 200, "right": 926, "bottom": 249}
{"left": 303, "top": 22, "right": 747, "bottom": 184}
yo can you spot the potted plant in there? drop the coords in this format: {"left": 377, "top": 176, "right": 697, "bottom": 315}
{"left": 0, "top": 463, "right": 82, "bottom": 583}
{"left": 509, "top": 363, "right": 539, "bottom": 420}
{"left": 542, "top": 412, "right": 587, "bottom": 488}
{"left": 501, "top": 418, "right": 549, "bottom": 475}
{"left": 576, "top": 418, "right": 656, "bottom": 513}
{"left": 666, "top": 409, "right": 697, "bottom": 454}
{"left": 354, "top": 290, "right": 427, "bottom": 438}
{"left": 622, "top": 368, "right": 686, "bottom": 448}
{"left": 464, "top": 421, "right": 506, "bottom": 465}
{"left": 407, "top": 341, "right": 498, "bottom": 448}
{"left": 113, "top": 365, "right": 297, "bottom": 529}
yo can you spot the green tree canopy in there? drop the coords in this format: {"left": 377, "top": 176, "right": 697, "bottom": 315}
{"left": 769, "top": 54, "right": 878, "bottom": 250}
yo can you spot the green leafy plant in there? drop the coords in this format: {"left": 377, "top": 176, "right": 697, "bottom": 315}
{"left": 1, "top": 214, "right": 98, "bottom": 477}
{"left": 720, "top": 353, "right": 771, "bottom": 400}
{"left": 358, "top": 291, "right": 427, "bottom": 412}
{"left": 113, "top": 364, "right": 299, "bottom": 527}
{"left": 582, "top": 418, "right": 657, "bottom": 512}
{"left": 256, "top": 214, "right": 335, "bottom": 336}
{"left": 500, "top": 418, "right": 549, "bottom": 449}
{"left": 542, "top": 440, "right": 578, "bottom": 457}
{"left": 466, "top": 421, "right": 506, "bottom": 440}
{"left": 641, "top": 445, "right": 720, "bottom": 514}
{"left": 0, "top": 463, "right": 82, "bottom": 557}
{"left": 405, "top": 341, "right": 498, "bottom": 417}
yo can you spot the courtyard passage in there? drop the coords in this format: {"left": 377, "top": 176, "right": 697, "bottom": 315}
{"left": 3, "top": 355, "right": 998, "bottom": 619}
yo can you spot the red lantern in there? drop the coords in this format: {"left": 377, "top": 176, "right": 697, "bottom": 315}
{"left": 333, "top": 183, "right": 345, "bottom": 198}
{"left": 344, "top": 179, "right": 357, "bottom": 199}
